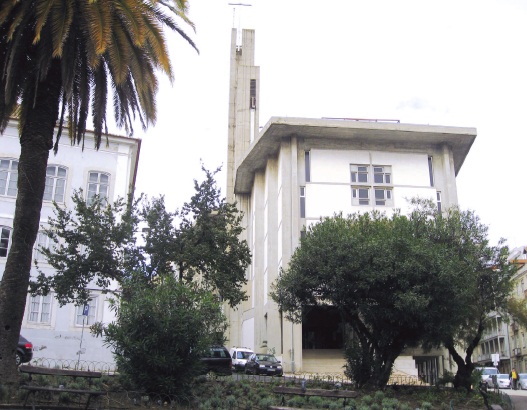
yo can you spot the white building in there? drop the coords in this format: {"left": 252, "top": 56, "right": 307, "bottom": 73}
{"left": 1, "top": 118, "right": 140, "bottom": 366}
{"left": 225, "top": 29, "right": 477, "bottom": 379}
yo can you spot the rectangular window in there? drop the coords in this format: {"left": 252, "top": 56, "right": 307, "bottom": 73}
{"left": 428, "top": 156, "right": 434, "bottom": 187}
{"left": 44, "top": 165, "right": 67, "bottom": 202}
{"left": 373, "top": 166, "right": 391, "bottom": 184}
{"left": 350, "top": 165, "right": 369, "bottom": 183}
{"left": 28, "top": 294, "right": 52, "bottom": 323}
{"left": 0, "top": 159, "right": 18, "bottom": 197}
{"left": 76, "top": 298, "right": 97, "bottom": 326}
{"left": 305, "top": 151, "right": 311, "bottom": 182}
{"left": 436, "top": 191, "right": 442, "bottom": 213}
{"left": 300, "top": 187, "right": 306, "bottom": 218}
{"left": 0, "top": 226, "right": 12, "bottom": 257}
{"left": 352, "top": 187, "right": 370, "bottom": 205}
{"left": 87, "top": 172, "right": 109, "bottom": 205}
{"left": 374, "top": 188, "right": 392, "bottom": 206}
{"left": 34, "top": 232, "right": 55, "bottom": 262}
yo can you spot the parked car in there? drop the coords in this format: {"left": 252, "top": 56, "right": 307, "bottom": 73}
{"left": 476, "top": 367, "right": 498, "bottom": 388}
{"left": 497, "top": 374, "right": 511, "bottom": 389}
{"left": 518, "top": 373, "right": 527, "bottom": 390}
{"left": 200, "top": 346, "right": 232, "bottom": 375}
{"left": 17, "top": 335, "right": 33, "bottom": 366}
{"left": 229, "top": 346, "right": 254, "bottom": 372}
{"left": 244, "top": 353, "right": 283, "bottom": 376}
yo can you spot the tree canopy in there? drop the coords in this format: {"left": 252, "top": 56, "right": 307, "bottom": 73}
{"left": 32, "top": 166, "right": 250, "bottom": 308}
{"left": 271, "top": 201, "right": 514, "bottom": 389}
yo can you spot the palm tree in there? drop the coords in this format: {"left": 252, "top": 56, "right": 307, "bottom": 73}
{"left": 0, "top": 0, "right": 197, "bottom": 383}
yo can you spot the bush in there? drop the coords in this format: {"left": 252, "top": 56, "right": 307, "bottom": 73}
{"left": 96, "top": 274, "right": 227, "bottom": 398}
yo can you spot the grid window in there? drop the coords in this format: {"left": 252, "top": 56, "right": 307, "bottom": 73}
{"left": 0, "top": 159, "right": 18, "bottom": 197}
{"left": 352, "top": 187, "right": 370, "bottom": 205}
{"left": 44, "top": 165, "right": 67, "bottom": 202}
{"left": 76, "top": 298, "right": 97, "bottom": 326}
{"left": 375, "top": 188, "right": 392, "bottom": 206}
{"left": 87, "top": 172, "right": 109, "bottom": 205}
{"left": 350, "top": 165, "right": 369, "bottom": 183}
{"left": 351, "top": 164, "right": 393, "bottom": 207}
{"left": 436, "top": 191, "right": 442, "bottom": 213}
{"left": 0, "top": 227, "right": 12, "bottom": 257}
{"left": 28, "top": 294, "right": 52, "bottom": 323}
{"left": 373, "top": 166, "right": 391, "bottom": 184}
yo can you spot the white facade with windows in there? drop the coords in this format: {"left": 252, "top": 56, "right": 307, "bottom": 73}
{"left": 225, "top": 29, "right": 477, "bottom": 377}
{"left": 0, "top": 118, "right": 140, "bottom": 365}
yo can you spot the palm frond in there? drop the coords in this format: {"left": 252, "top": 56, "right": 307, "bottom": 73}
{"left": 50, "top": 0, "right": 73, "bottom": 58}
{"left": 82, "top": 0, "right": 112, "bottom": 57}
{"left": 33, "top": 0, "right": 55, "bottom": 45}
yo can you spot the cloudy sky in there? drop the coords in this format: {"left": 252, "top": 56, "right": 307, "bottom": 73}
{"left": 131, "top": 0, "right": 527, "bottom": 247}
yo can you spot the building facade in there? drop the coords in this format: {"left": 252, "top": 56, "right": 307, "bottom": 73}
{"left": 1, "top": 118, "right": 140, "bottom": 365}
{"left": 225, "top": 28, "right": 477, "bottom": 378}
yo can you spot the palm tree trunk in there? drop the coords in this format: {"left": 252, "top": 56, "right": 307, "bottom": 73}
{"left": 0, "top": 60, "right": 62, "bottom": 384}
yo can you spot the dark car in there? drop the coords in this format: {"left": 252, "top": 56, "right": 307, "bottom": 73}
{"left": 17, "top": 335, "right": 33, "bottom": 366}
{"left": 244, "top": 353, "right": 283, "bottom": 376}
{"left": 200, "top": 346, "right": 232, "bottom": 375}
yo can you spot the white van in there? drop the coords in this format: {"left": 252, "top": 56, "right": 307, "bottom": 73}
{"left": 229, "top": 347, "right": 254, "bottom": 372}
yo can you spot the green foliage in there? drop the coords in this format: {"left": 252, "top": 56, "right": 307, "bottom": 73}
{"left": 272, "top": 200, "right": 515, "bottom": 389}
{"left": 95, "top": 274, "right": 227, "bottom": 397}
{"left": 420, "top": 401, "right": 433, "bottom": 409}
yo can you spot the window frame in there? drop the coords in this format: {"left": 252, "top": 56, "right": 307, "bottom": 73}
{"left": 28, "top": 294, "right": 53, "bottom": 324}
{"left": 86, "top": 171, "right": 110, "bottom": 205}
{"left": 0, "top": 226, "right": 12, "bottom": 258}
{"left": 43, "top": 165, "right": 67, "bottom": 203}
{"left": 0, "top": 158, "right": 18, "bottom": 197}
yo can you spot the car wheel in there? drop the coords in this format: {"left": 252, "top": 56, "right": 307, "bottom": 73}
{"left": 15, "top": 353, "right": 22, "bottom": 366}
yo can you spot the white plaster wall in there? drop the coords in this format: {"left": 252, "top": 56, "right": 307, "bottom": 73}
{"left": 0, "top": 120, "right": 139, "bottom": 366}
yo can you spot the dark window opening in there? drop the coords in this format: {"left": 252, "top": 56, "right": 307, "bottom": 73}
{"left": 302, "top": 306, "right": 344, "bottom": 349}
{"left": 428, "top": 156, "right": 434, "bottom": 187}
{"left": 305, "top": 151, "right": 311, "bottom": 182}
{"left": 250, "top": 79, "right": 256, "bottom": 109}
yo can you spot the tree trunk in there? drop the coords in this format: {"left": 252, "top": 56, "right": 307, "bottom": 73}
{"left": 0, "top": 60, "right": 62, "bottom": 384}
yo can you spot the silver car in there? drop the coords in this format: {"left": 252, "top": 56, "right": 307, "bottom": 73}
{"left": 518, "top": 373, "right": 527, "bottom": 390}
{"left": 497, "top": 374, "right": 511, "bottom": 389}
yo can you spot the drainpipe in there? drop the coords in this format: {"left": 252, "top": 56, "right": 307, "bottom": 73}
{"left": 291, "top": 322, "right": 295, "bottom": 373}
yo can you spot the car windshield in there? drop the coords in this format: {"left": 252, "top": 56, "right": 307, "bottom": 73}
{"left": 240, "top": 352, "right": 252, "bottom": 359}
{"left": 482, "top": 368, "right": 498, "bottom": 375}
{"left": 498, "top": 374, "right": 508, "bottom": 379}
{"left": 519, "top": 373, "right": 527, "bottom": 380}
{"left": 256, "top": 354, "right": 278, "bottom": 363}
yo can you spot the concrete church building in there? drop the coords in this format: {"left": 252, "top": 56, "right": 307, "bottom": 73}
{"left": 225, "top": 28, "right": 477, "bottom": 380}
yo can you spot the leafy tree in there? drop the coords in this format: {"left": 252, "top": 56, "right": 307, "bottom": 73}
{"left": 271, "top": 203, "right": 513, "bottom": 389}
{"left": 0, "top": 0, "right": 196, "bottom": 382}
{"left": 93, "top": 273, "right": 227, "bottom": 398}
{"left": 416, "top": 204, "right": 515, "bottom": 391}
{"left": 272, "top": 211, "right": 451, "bottom": 388}
{"left": 31, "top": 190, "right": 138, "bottom": 306}
{"left": 32, "top": 167, "right": 249, "bottom": 308}
{"left": 172, "top": 166, "right": 251, "bottom": 307}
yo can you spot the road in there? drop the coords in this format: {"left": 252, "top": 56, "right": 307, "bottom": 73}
{"left": 500, "top": 388, "right": 527, "bottom": 410}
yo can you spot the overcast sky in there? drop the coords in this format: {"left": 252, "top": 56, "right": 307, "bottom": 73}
{"left": 131, "top": 0, "right": 527, "bottom": 247}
